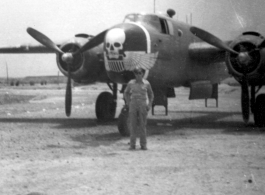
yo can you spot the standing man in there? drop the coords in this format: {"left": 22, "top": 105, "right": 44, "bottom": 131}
{"left": 124, "top": 68, "right": 154, "bottom": 150}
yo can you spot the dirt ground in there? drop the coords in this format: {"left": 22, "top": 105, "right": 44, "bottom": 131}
{"left": 0, "top": 83, "right": 265, "bottom": 195}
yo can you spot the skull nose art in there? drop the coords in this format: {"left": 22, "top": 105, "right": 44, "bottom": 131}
{"left": 105, "top": 28, "right": 126, "bottom": 59}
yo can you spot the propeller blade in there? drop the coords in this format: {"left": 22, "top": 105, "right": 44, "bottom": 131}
{"left": 190, "top": 26, "right": 239, "bottom": 55}
{"left": 74, "top": 30, "right": 108, "bottom": 56}
{"left": 65, "top": 64, "right": 72, "bottom": 117}
{"left": 241, "top": 76, "right": 250, "bottom": 124}
{"left": 27, "top": 27, "right": 64, "bottom": 54}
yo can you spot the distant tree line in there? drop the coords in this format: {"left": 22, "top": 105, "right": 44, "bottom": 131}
{"left": 4, "top": 76, "right": 67, "bottom": 86}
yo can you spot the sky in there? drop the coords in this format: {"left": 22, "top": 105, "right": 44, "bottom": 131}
{"left": 0, "top": 0, "right": 265, "bottom": 77}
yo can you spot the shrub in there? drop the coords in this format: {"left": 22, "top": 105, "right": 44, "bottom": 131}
{"left": 15, "top": 81, "right": 20, "bottom": 86}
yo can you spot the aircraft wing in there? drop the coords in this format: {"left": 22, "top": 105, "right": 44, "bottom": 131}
{"left": 0, "top": 44, "right": 57, "bottom": 53}
{"left": 188, "top": 41, "right": 231, "bottom": 63}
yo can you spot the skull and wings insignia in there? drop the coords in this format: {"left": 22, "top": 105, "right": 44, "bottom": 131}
{"left": 123, "top": 51, "right": 159, "bottom": 71}
{"left": 104, "top": 51, "right": 158, "bottom": 72}
{"left": 104, "top": 28, "right": 159, "bottom": 72}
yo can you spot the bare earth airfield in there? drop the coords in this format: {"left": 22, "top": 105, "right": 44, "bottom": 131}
{"left": 1, "top": 82, "right": 265, "bottom": 195}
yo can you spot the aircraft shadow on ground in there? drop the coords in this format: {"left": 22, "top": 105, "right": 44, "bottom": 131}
{"left": 0, "top": 110, "right": 263, "bottom": 136}
{"left": 148, "top": 110, "right": 265, "bottom": 136}
{"left": 0, "top": 118, "right": 102, "bottom": 129}
{"left": 66, "top": 109, "right": 265, "bottom": 148}
{"left": 0, "top": 110, "right": 264, "bottom": 149}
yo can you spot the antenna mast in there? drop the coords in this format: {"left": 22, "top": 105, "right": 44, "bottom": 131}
{"left": 154, "top": 0, "right": 156, "bottom": 13}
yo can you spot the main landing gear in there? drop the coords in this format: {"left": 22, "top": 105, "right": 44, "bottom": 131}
{"left": 95, "top": 82, "right": 117, "bottom": 121}
{"left": 243, "top": 84, "right": 265, "bottom": 127}
{"left": 95, "top": 82, "right": 130, "bottom": 136}
{"left": 251, "top": 86, "right": 265, "bottom": 127}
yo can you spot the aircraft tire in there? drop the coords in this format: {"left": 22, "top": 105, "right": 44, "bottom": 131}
{"left": 95, "top": 92, "right": 116, "bottom": 120}
{"left": 118, "top": 106, "right": 130, "bottom": 136}
{"left": 254, "top": 94, "right": 265, "bottom": 127}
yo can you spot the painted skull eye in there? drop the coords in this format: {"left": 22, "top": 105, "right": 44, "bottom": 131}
{"left": 106, "top": 43, "right": 110, "bottom": 48}
{"left": 114, "top": 42, "right": 121, "bottom": 47}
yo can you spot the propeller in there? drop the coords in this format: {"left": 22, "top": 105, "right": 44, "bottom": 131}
{"left": 27, "top": 27, "right": 107, "bottom": 117}
{"left": 74, "top": 30, "right": 108, "bottom": 56}
{"left": 27, "top": 27, "right": 64, "bottom": 54}
{"left": 190, "top": 26, "right": 239, "bottom": 55}
{"left": 240, "top": 46, "right": 251, "bottom": 124}
{"left": 190, "top": 26, "right": 252, "bottom": 124}
{"left": 241, "top": 75, "right": 249, "bottom": 123}
{"left": 65, "top": 63, "right": 72, "bottom": 116}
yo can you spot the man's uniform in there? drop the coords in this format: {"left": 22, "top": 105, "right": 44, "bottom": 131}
{"left": 124, "top": 79, "right": 154, "bottom": 149}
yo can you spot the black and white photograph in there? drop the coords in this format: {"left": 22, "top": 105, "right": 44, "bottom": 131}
{"left": 0, "top": 0, "right": 265, "bottom": 194}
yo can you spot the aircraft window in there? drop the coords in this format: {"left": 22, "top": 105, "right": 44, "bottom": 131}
{"left": 123, "top": 14, "right": 174, "bottom": 35}
{"left": 168, "top": 22, "right": 174, "bottom": 35}
{"left": 124, "top": 14, "right": 161, "bottom": 32}
{"left": 159, "top": 18, "right": 169, "bottom": 34}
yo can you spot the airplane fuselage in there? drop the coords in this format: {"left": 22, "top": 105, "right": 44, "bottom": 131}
{"left": 102, "top": 13, "right": 229, "bottom": 90}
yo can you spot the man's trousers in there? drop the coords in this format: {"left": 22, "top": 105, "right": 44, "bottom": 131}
{"left": 128, "top": 100, "right": 148, "bottom": 148}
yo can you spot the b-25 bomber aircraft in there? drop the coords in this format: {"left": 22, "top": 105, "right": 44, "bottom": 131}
{"left": 1, "top": 9, "right": 265, "bottom": 135}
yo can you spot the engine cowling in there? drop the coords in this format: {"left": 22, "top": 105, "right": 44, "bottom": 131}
{"left": 226, "top": 32, "right": 265, "bottom": 85}
{"left": 56, "top": 37, "right": 86, "bottom": 80}
{"left": 56, "top": 36, "right": 107, "bottom": 84}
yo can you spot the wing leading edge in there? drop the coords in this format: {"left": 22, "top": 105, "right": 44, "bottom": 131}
{"left": 0, "top": 44, "right": 57, "bottom": 54}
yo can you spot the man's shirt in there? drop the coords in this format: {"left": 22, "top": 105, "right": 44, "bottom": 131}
{"left": 124, "top": 79, "right": 154, "bottom": 105}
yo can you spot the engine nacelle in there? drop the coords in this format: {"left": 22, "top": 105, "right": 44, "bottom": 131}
{"left": 56, "top": 36, "right": 107, "bottom": 84}
{"left": 226, "top": 32, "right": 265, "bottom": 85}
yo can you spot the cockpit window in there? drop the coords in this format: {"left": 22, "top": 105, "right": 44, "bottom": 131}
{"left": 159, "top": 18, "right": 169, "bottom": 34}
{"left": 124, "top": 14, "right": 162, "bottom": 33}
{"left": 124, "top": 14, "right": 173, "bottom": 35}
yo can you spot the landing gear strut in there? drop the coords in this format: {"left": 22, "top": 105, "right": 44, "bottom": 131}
{"left": 249, "top": 85, "right": 265, "bottom": 127}
{"left": 95, "top": 83, "right": 117, "bottom": 120}
{"left": 240, "top": 82, "right": 265, "bottom": 127}
{"left": 253, "top": 85, "right": 265, "bottom": 127}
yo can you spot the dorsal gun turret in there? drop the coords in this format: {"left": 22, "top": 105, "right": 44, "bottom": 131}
{"left": 167, "top": 9, "right": 176, "bottom": 18}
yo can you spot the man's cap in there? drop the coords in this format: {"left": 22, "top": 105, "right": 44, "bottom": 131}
{"left": 133, "top": 67, "right": 144, "bottom": 74}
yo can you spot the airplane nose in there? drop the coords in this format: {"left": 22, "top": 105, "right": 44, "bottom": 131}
{"left": 103, "top": 23, "right": 158, "bottom": 83}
